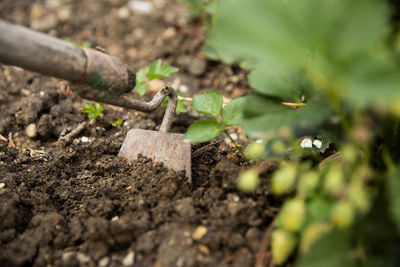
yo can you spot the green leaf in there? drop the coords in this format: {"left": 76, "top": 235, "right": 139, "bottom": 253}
{"left": 80, "top": 103, "right": 104, "bottom": 120}
{"left": 207, "top": 0, "right": 396, "bottom": 110}
{"left": 81, "top": 41, "right": 91, "bottom": 48}
{"left": 159, "top": 64, "right": 179, "bottom": 78}
{"left": 184, "top": 119, "right": 223, "bottom": 143}
{"left": 298, "top": 230, "right": 356, "bottom": 267}
{"left": 134, "top": 68, "right": 148, "bottom": 95}
{"left": 162, "top": 92, "right": 188, "bottom": 113}
{"left": 307, "top": 197, "right": 333, "bottom": 222}
{"left": 147, "top": 59, "right": 179, "bottom": 80}
{"left": 134, "top": 82, "right": 147, "bottom": 96}
{"left": 110, "top": 119, "right": 122, "bottom": 127}
{"left": 385, "top": 167, "right": 400, "bottom": 234}
{"left": 94, "top": 103, "right": 104, "bottom": 113}
{"left": 62, "top": 37, "right": 77, "bottom": 45}
{"left": 221, "top": 97, "right": 244, "bottom": 126}
{"left": 242, "top": 93, "right": 332, "bottom": 139}
{"left": 176, "top": 99, "right": 187, "bottom": 113}
{"left": 80, "top": 103, "right": 95, "bottom": 114}
{"left": 147, "top": 59, "right": 162, "bottom": 80}
{"left": 192, "top": 92, "right": 223, "bottom": 118}
{"left": 136, "top": 68, "right": 147, "bottom": 83}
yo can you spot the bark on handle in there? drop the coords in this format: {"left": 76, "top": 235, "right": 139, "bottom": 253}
{"left": 0, "top": 19, "right": 135, "bottom": 98}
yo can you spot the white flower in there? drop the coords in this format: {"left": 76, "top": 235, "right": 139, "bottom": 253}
{"left": 313, "top": 139, "right": 322, "bottom": 149}
{"left": 300, "top": 138, "right": 313, "bottom": 148}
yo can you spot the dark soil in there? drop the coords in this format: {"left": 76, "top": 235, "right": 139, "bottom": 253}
{"left": 0, "top": 1, "right": 277, "bottom": 266}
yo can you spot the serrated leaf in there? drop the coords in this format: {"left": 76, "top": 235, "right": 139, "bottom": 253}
{"left": 221, "top": 97, "right": 244, "bottom": 126}
{"left": 192, "top": 92, "right": 223, "bottom": 118}
{"left": 298, "top": 230, "right": 356, "bottom": 267}
{"left": 134, "top": 82, "right": 147, "bottom": 96}
{"left": 184, "top": 119, "right": 223, "bottom": 143}
{"left": 385, "top": 167, "right": 400, "bottom": 234}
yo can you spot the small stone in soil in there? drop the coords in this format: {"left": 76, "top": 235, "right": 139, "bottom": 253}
{"left": 128, "top": 0, "right": 153, "bottom": 14}
{"left": 76, "top": 252, "right": 90, "bottom": 264}
{"left": 198, "top": 244, "right": 210, "bottom": 255}
{"left": 118, "top": 7, "right": 130, "bottom": 19}
{"left": 0, "top": 182, "right": 5, "bottom": 189}
{"left": 188, "top": 58, "right": 207, "bottom": 76}
{"left": 57, "top": 6, "right": 72, "bottom": 22}
{"left": 192, "top": 226, "right": 207, "bottom": 240}
{"left": 26, "top": 123, "right": 38, "bottom": 139}
{"left": 31, "top": 14, "right": 57, "bottom": 31}
{"left": 122, "top": 251, "right": 135, "bottom": 266}
{"left": 179, "top": 84, "right": 188, "bottom": 93}
{"left": 98, "top": 257, "right": 110, "bottom": 267}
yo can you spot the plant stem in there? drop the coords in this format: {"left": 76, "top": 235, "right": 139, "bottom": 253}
{"left": 223, "top": 129, "right": 250, "bottom": 164}
{"left": 177, "top": 96, "right": 193, "bottom": 102}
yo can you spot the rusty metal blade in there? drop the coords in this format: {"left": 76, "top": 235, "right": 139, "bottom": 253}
{"left": 118, "top": 129, "right": 191, "bottom": 182}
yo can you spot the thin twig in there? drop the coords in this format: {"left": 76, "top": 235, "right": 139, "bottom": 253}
{"left": 79, "top": 86, "right": 177, "bottom": 133}
{"left": 255, "top": 221, "right": 275, "bottom": 267}
{"left": 0, "top": 133, "right": 7, "bottom": 142}
{"left": 177, "top": 96, "right": 193, "bottom": 102}
{"left": 281, "top": 102, "right": 306, "bottom": 108}
{"left": 58, "top": 121, "right": 87, "bottom": 142}
{"left": 8, "top": 132, "right": 15, "bottom": 148}
{"left": 223, "top": 129, "right": 250, "bottom": 164}
{"left": 192, "top": 140, "right": 222, "bottom": 157}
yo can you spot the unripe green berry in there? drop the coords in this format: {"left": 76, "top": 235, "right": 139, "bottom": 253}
{"left": 341, "top": 145, "right": 358, "bottom": 163}
{"left": 272, "top": 229, "right": 297, "bottom": 265}
{"left": 300, "top": 222, "right": 331, "bottom": 254}
{"left": 279, "top": 198, "right": 306, "bottom": 232}
{"left": 298, "top": 171, "right": 319, "bottom": 197}
{"left": 390, "top": 99, "right": 400, "bottom": 118}
{"left": 237, "top": 169, "right": 260, "bottom": 193}
{"left": 348, "top": 181, "right": 369, "bottom": 214}
{"left": 244, "top": 142, "right": 264, "bottom": 161}
{"left": 331, "top": 201, "right": 354, "bottom": 229}
{"left": 324, "top": 165, "right": 344, "bottom": 195}
{"left": 272, "top": 140, "right": 287, "bottom": 154}
{"left": 272, "top": 163, "right": 297, "bottom": 195}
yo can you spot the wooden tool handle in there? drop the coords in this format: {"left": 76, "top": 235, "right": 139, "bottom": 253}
{"left": 0, "top": 19, "right": 135, "bottom": 98}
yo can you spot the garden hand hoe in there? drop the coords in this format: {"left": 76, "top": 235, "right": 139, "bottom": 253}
{"left": 0, "top": 19, "right": 191, "bottom": 181}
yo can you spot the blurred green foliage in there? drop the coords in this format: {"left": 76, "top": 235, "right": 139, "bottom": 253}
{"left": 205, "top": 0, "right": 400, "bottom": 266}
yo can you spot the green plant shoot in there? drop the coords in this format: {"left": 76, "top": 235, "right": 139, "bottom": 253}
{"left": 80, "top": 102, "right": 104, "bottom": 121}
{"left": 184, "top": 91, "right": 244, "bottom": 143}
{"left": 110, "top": 119, "right": 122, "bottom": 127}
{"left": 134, "top": 59, "right": 179, "bottom": 96}
{"left": 184, "top": 91, "right": 247, "bottom": 161}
